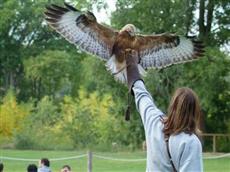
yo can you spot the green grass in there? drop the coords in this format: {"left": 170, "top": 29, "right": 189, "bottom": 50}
{"left": 0, "top": 149, "right": 229, "bottom": 172}
{"left": 204, "top": 158, "right": 230, "bottom": 172}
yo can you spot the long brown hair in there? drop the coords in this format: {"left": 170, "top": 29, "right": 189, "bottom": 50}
{"left": 163, "top": 87, "right": 202, "bottom": 137}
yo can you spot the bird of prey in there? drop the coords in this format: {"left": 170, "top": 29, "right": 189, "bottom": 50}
{"left": 44, "top": 3, "right": 204, "bottom": 83}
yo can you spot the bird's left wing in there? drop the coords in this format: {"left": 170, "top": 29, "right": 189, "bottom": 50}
{"left": 44, "top": 3, "right": 118, "bottom": 60}
{"left": 133, "top": 33, "right": 204, "bottom": 69}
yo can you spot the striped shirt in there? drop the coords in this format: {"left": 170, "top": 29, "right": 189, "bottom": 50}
{"left": 133, "top": 80, "right": 203, "bottom": 172}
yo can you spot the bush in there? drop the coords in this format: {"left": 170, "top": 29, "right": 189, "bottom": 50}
{"left": 217, "top": 137, "right": 230, "bottom": 152}
{"left": 14, "top": 131, "right": 35, "bottom": 149}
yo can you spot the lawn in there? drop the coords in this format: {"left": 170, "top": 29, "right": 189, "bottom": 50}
{"left": 0, "top": 149, "right": 229, "bottom": 172}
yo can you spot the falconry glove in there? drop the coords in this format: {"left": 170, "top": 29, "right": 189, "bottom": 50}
{"left": 125, "top": 49, "right": 141, "bottom": 93}
{"left": 124, "top": 49, "right": 141, "bottom": 121}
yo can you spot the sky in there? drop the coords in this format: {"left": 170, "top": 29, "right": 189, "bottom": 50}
{"left": 92, "top": 0, "right": 117, "bottom": 24}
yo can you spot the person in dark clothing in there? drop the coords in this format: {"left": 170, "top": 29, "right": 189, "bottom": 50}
{"left": 0, "top": 163, "right": 3, "bottom": 172}
{"left": 27, "top": 164, "right": 38, "bottom": 172}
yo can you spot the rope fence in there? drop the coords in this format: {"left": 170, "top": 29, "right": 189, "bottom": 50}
{"left": 203, "top": 153, "right": 230, "bottom": 159}
{"left": 1, "top": 152, "right": 229, "bottom": 162}
{"left": 1, "top": 152, "right": 229, "bottom": 172}
{"left": 93, "top": 154, "right": 146, "bottom": 162}
{"left": 0, "top": 154, "right": 87, "bottom": 162}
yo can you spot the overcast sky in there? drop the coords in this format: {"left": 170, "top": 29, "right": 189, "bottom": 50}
{"left": 92, "top": 0, "right": 117, "bottom": 24}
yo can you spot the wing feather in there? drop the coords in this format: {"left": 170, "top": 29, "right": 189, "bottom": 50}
{"left": 44, "top": 3, "right": 118, "bottom": 60}
{"left": 134, "top": 33, "right": 204, "bottom": 69}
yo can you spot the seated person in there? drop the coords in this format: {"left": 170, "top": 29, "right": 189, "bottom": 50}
{"left": 61, "top": 165, "right": 71, "bottom": 172}
{"left": 38, "top": 158, "right": 51, "bottom": 172}
{"left": 27, "top": 164, "right": 38, "bottom": 172}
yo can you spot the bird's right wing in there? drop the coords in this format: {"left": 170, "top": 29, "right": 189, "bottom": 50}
{"left": 44, "top": 3, "right": 118, "bottom": 60}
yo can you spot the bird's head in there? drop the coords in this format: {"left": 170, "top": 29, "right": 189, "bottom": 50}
{"left": 120, "top": 24, "right": 137, "bottom": 37}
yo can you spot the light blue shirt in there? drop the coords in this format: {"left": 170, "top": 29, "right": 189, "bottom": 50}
{"left": 38, "top": 166, "right": 52, "bottom": 172}
{"left": 133, "top": 80, "right": 203, "bottom": 172}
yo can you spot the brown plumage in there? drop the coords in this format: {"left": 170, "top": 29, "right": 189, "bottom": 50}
{"left": 44, "top": 3, "right": 205, "bottom": 83}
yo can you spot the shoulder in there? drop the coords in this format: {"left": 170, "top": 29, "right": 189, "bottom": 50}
{"left": 38, "top": 167, "right": 51, "bottom": 172}
{"left": 171, "top": 133, "right": 202, "bottom": 157}
{"left": 172, "top": 132, "right": 200, "bottom": 142}
{"left": 170, "top": 132, "right": 202, "bottom": 151}
{"left": 170, "top": 133, "right": 203, "bottom": 171}
{"left": 170, "top": 133, "right": 202, "bottom": 163}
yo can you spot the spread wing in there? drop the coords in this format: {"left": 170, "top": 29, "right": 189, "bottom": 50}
{"left": 44, "top": 3, "right": 118, "bottom": 60}
{"left": 134, "top": 33, "right": 205, "bottom": 69}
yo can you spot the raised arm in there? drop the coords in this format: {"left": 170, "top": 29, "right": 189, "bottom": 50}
{"left": 132, "top": 81, "right": 164, "bottom": 128}
{"left": 126, "top": 50, "right": 164, "bottom": 129}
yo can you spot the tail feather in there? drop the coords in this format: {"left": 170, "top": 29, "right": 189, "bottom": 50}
{"left": 106, "top": 56, "right": 146, "bottom": 83}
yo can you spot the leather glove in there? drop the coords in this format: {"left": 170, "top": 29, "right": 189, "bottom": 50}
{"left": 125, "top": 49, "right": 141, "bottom": 93}
{"left": 124, "top": 49, "right": 141, "bottom": 121}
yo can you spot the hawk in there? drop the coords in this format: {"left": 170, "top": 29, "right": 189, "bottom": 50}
{"left": 44, "top": 3, "right": 204, "bottom": 83}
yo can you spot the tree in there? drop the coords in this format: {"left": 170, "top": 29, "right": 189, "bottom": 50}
{"left": 0, "top": 88, "right": 31, "bottom": 138}
{"left": 58, "top": 88, "right": 119, "bottom": 148}
{"left": 0, "top": 0, "right": 84, "bottom": 100}
{"left": 23, "top": 50, "right": 83, "bottom": 99}
{"left": 198, "top": 0, "right": 230, "bottom": 46}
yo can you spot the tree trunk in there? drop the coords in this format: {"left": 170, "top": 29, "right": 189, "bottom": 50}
{"left": 206, "top": 0, "right": 214, "bottom": 34}
{"left": 198, "top": 0, "right": 206, "bottom": 38}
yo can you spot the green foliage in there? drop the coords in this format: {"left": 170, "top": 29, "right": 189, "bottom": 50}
{"left": 113, "top": 0, "right": 190, "bottom": 34}
{"left": 14, "top": 95, "right": 74, "bottom": 150}
{"left": 14, "top": 88, "right": 122, "bottom": 150}
{"left": 0, "top": 0, "right": 229, "bottom": 151}
{"left": 57, "top": 88, "right": 119, "bottom": 148}
{"left": 23, "top": 50, "right": 82, "bottom": 98}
